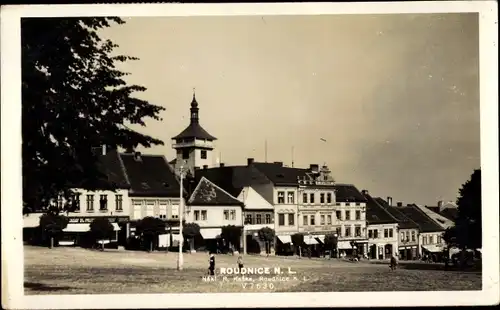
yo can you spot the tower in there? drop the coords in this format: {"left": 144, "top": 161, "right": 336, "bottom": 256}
{"left": 171, "top": 91, "right": 217, "bottom": 176}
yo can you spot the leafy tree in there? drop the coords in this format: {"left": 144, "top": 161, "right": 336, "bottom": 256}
{"left": 39, "top": 213, "right": 69, "bottom": 248}
{"left": 258, "top": 227, "right": 275, "bottom": 255}
{"left": 221, "top": 225, "right": 242, "bottom": 253}
{"left": 182, "top": 222, "right": 200, "bottom": 252}
{"left": 136, "top": 216, "right": 167, "bottom": 252}
{"left": 324, "top": 233, "right": 339, "bottom": 258}
{"left": 443, "top": 169, "right": 482, "bottom": 250}
{"left": 89, "top": 217, "right": 114, "bottom": 251}
{"left": 291, "top": 233, "right": 305, "bottom": 258}
{"left": 22, "top": 17, "right": 165, "bottom": 212}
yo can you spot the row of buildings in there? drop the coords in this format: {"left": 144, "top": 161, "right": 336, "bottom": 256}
{"left": 23, "top": 94, "right": 458, "bottom": 260}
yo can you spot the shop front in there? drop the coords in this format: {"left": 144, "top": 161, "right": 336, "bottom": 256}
{"left": 63, "top": 216, "right": 129, "bottom": 247}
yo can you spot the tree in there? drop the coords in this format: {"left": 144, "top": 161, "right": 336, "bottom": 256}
{"left": 324, "top": 233, "right": 339, "bottom": 258}
{"left": 443, "top": 169, "right": 482, "bottom": 250}
{"left": 291, "top": 233, "right": 305, "bottom": 258}
{"left": 258, "top": 227, "right": 275, "bottom": 255}
{"left": 136, "top": 216, "right": 167, "bottom": 252}
{"left": 22, "top": 17, "right": 165, "bottom": 212}
{"left": 39, "top": 213, "right": 69, "bottom": 248}
{"left": 89, "top": 217, "right": 114, "bottom": 251}
{"left": 221, "top": 225, "right": 243, "bottom": 253}
{"left": 182, "top": 222, "right": 200, "bottom": 253}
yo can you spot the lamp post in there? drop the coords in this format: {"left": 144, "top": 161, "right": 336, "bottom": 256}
{"left": 177, "top": 165, "right": 185, "bottom": 271}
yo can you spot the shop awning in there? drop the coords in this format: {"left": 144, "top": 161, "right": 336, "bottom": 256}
{"left": 63, "top": 223, "right": 120, "bottom": 232}
{"left": 304, "top": 237, "right": 318, "bottom": 245}
{"left": 337, "top": 241, "right": 353, "bottom": 250}
{"left": 314, "top": 235, "right": 325, "bottom": 243}
{"left": 200, "top": 228, "right": 221, "bottom": 239}
{"left": 277, "top": 235, "right": 292, "bottom": 244}
{"left": 422, "top": 245, "right": 444, "bottom": 253}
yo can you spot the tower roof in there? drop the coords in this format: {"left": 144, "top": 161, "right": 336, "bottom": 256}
{"left": 172, "top": 92, "right": 217, "bottom": 141}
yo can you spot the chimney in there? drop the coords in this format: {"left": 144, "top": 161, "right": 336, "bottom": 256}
{"left": 397, "top": 202, "right": 403, "bottom": 207}
{"left": 309, "top": 164, "right": 319, "bottom": 172}
{"left": 220, "top": 163, "right": 225, "bottom": 168}
{"left": 102, "top": 145, "right": 107, "bottom": 156}
{"left": 274, "top": 161, "right": 283, "bottom": 167}
{"left": 361, "top": 189, "right": 369, "bottom": 196}
{"left": 134, "top": 152, "right": 141, "bottom": 161}
{"left": 203, "top": 165, "right": 208, "bottom": 170}
{"left": 247, "top": 158, "right": 254, "bottom": 166}
{"left": 387, "top": 196, "right": 393, "bottom": 206}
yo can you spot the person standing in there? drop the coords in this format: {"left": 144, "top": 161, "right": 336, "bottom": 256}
{"left": 237, "top": 255, "right": 244, "bottom": 272}
{"left": 208, "top": 253, "right": 216, "bottom": 276}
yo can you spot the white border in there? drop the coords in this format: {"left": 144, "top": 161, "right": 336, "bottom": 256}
{"left": 1, "top": 2, "right": 498, "bottom": 309}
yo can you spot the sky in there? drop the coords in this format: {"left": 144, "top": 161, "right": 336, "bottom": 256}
{"left": 98, "top": 13, "right": 480, "bottom": 206}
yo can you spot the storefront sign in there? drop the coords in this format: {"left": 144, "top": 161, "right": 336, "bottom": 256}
{"left": 68, "top": 216, "right": 129, "bottom": 224}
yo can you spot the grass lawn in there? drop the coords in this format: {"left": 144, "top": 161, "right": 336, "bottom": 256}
{"left": 24, "top": 246, "right": 482, "bottom": 294}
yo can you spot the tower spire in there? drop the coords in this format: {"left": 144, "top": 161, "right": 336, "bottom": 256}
{"left": 190, "top": 88, "right": 199, "bottom": 124}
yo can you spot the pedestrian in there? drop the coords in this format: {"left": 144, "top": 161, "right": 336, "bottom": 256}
{"left": 208, "top": 253, "right": 215, "bottom": 276}
{"left": 237, "top": 255, "right": 244, "bottom": 272}
{"left": 390, "top": 254, "right": 398, "bottom": 271}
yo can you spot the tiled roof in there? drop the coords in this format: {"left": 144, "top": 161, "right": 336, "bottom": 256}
{"left": 95, "top": 149, "right": 130, "bottom": 189}
{"left": 439, "top": 208, "right": 458, "bottom": 222}
{"left": 188, "top": 177, "right": 243, "bottom": 206}
{"left": 172, "top": 123, "right": 217, "bottom": 141}
{"left": 334, "top": 184, "right": 367, "bottom": 203}
{"left": 364, "top": 194, "right": 398, "bottom": 225}
{"left": 119, "top": 153, "right": 180, "bottom": 197}
{"left": 398, "top": 205, "right": 445, "bottom": 233}
{"left": 252, "top": 162, "right": 309, "bottom": 186}
{"left": 374, "top": 198, "right": 419, "bottom": 229}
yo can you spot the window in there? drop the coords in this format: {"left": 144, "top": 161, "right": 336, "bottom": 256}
{"left": 345, "top": 227, "right": 351, "bottom": 237}
{"left": 320, "top": 193, "right": 325, "bottom": 204}
{"left": 411, "top": 231, "right": 416, "bottom": 242}
{"left": 369, "top": 230, "right": 373, "bottom": 238}
{"left": 99, "top": 195, "right": 108, "bottom": 211}
{"left": 327, "top": 193, "right": 332, "bottom": 204}
{"left": 355, "top": 210, "right": 361, "bottom": 220}
{"left": 57, "top": 195, "right": 64, "bottom": 209}
{"left": 72, "top": 193, "right": 81, "bottom": 211}
{"left": 384, "top": 229, "right": 388, "bottom": 238}
{"left": 310, "top": 193, "right": 315, "bottom": 204}
{"left": 201, "top": 150, "right": 207, "bottom": 159}
{"left": 327, "top": 215, "right": 332, "bottom": 225}
{"left": 303, "top": 215, "right": 308, "bottom": 226}
{"left": 336, "top": 227, "right": 341, "bottom": 237}
{"left": 405, "top": 232, "right": 409, "bottom": 242}
{"left": 194, "top": 210, "right": 200, "bottom": 221}
{"left": 265, "top": 214, "right": 271, "bottom": 224}
{"left": 345, "top": 211, "right": 350, "bottom": 220}
{"left": 429, "top": 235, "right": 434, "bottom": 244}
{"left": 115, "top": 195, "right": 123, "bottom": 211}
{"left": 320, "top": 215, "right": 325, "bottom": 225}
{"left": 345, "top": 203, "right": 350, "bottom": 206}
{"left": 336, "top": 211, "right": 342, "bottom": 220}
{"left": 374, "top": 230, "right": 378, "bottom": 238}
{"left": 224, "top": 210, "right": 229, "bottom": 220}
{"left": 278, "top": 214, "right": 285, "bottom": 226}
{"left": 355, "top": 225, "right": 361, "bottom": 237}
{"left": 437, "top": 236, "right": 442, "bottom": 244}
{"left": 287, "top": 192, "right": 295, "bottom": 204}
{"left": 256, "top": 214, "right": 262, "bottom": 224}
{"left": 277, "top": 191, "right": 285, "bottom": 204}
{"left": 182, "top": 149, "right": 189, "bottom": 159}
{"left": 245, "top": 214, "right": 253, "bottom": 224}
{"left": 389, "top": 228, "right": 393, "bottom": 238}
{"left": 400, "top": 232, "right": 404, "bottom": 241}
{"left": 310, "top": 215, "right": 315, "bottom": 226}
{"left": 201, "top": 210, "right": 207, "bottom": 220}
{"left": 231, "top": 210, "right": 236, "bottom": 220}
{"left": 303, "top": 193, "right": 308, "bottom": 204}
{"left": 423, "top": 236, "right": 427, "bottom": 245}
{"left": 336, "top": 202, "right": 341, "bottom": 206}
{"left": 288, "top": 213, "right": 294, "bottom": 225}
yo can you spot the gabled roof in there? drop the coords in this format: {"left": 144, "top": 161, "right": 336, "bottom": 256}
{"left": 334, "top": 184, "right": 367, "bottom": 203}
{"left": 398, "top": 205, "right": 445, "bottom": 233}
{"left": 172, "top": 122, "right": 217, "bottom": 141}
{"left": 95, "top": 149, "right": 130, "bottom": 189}
{"left": 439, "top": 208, "right": 458, "bottom": 222}
{"left": 364, "top": 194, "right": 398, "bottom": 225}
{"left": 374, "top": 198, "right": 419, "bottom": 229}
{"left": 238, "top": 186, "right": 274, "bottom": 210}
{"left": 119, "top": 153, "right": 180, "bottom": 197}
{"left": 415, "top": 205, "right": 455, "bottom": 229}
{"left": 252, "top": 162, "right": 309, "bottom": 186}
{"left": 188, "top": 177, "right": 243, "bottom": 206}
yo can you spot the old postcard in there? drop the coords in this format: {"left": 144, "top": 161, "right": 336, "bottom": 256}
{"left": 1, "top": 1, "right": 498, "bottom": 309}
